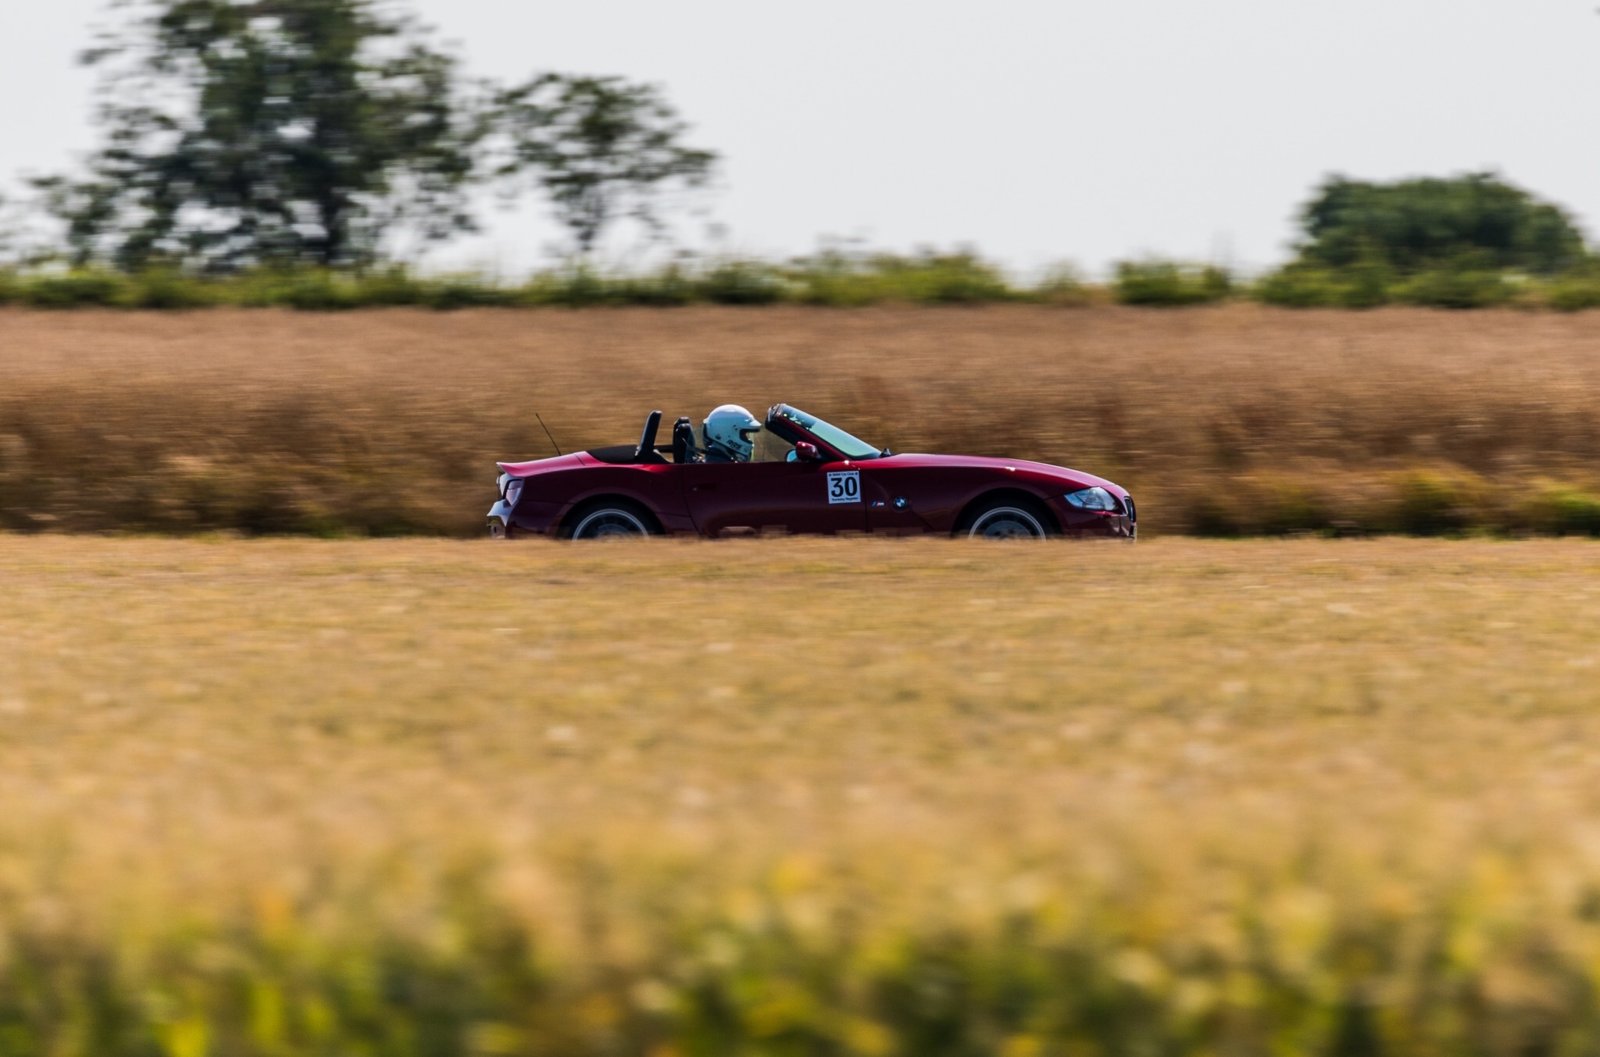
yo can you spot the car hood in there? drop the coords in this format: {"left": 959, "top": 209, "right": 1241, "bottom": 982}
{"left": 878, "top": 453, "right": 1127, "bottom": 496}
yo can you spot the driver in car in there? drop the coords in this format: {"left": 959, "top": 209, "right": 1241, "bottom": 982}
{"left": 702, "top": 405, "right": 763, "bottom": 463}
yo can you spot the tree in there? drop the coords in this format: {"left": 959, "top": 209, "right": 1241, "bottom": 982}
{"left": 44, "top": 0, "right": 480, "bottom": 271}
{"left": 494, "top": 75, "right": 716, "bottom": 257}
{"left": 1295, "top": 173, "right": 1587, "bottom": 276}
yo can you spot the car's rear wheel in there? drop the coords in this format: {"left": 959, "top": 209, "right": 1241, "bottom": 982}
{"left": 960, "top": 498, "right": 1055, "bottom": 540}
{"left": 567, "top": 501, "right": 657, "bottom": 540}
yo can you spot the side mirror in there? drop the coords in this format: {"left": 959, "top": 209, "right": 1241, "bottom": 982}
{"left": 793, "top": 441, "right": 820, "bottom": 463}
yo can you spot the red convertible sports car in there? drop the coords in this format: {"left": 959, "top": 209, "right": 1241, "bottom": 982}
{"left": 487, "top": 404, "right": 1135, "bottom": 540}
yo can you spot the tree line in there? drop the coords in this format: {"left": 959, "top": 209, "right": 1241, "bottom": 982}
{"left": 2, "top": 0, "right": 1598, "bottom": 307}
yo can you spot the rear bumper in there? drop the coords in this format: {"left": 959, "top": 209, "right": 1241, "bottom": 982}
{"left": 487, "top": 500, "right": 514, "bottom": 538}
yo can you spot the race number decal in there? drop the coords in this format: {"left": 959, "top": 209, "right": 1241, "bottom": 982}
{"left": 826, "top": 470, "right": 862, "bottom": 505}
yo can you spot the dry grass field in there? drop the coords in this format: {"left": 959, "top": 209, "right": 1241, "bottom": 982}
{"left": 6, "top": 534, "right": 1600, "bottom": 1054}
{"left": 5, "top": 305, "right": 1600, "bottom": 536}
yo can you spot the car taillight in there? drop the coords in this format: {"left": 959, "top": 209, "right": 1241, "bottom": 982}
{"left": 506, "top": 479, "right": 525, "bottom": 506}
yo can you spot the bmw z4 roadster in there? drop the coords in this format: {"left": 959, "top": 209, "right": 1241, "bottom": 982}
{"left": 487, "top": 404, "right": 1136, "bottom": 540}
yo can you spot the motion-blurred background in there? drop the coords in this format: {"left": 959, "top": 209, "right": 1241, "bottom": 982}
{"left": 3, "top": 1, "right": 1600, "bottom": 539}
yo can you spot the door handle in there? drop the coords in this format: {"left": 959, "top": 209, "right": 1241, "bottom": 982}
{"left": 692, "top": 483, "right": 718, "bottom": 493}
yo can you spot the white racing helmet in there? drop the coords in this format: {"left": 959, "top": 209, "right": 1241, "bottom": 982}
{"left": 703, "top": 404, "right": 762, "bottom": 462}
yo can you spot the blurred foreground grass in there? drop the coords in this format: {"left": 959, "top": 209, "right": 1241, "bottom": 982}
{"left": 5, "top": 536, "right": 1600, "bottom": 1055}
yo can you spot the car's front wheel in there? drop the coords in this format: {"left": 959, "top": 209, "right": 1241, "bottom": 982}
{"left": 960, "top": 499, "right": 1055, "bottom": 540}
{"left": 566, "top": 501, "right": 657, "bottom": 540}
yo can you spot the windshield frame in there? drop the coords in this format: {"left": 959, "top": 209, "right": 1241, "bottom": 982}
{"left": 765, "top": 404, "right": 883, "bottom": 460}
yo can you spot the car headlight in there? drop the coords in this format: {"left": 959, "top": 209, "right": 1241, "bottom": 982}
{"left": 505, "top": 478, "right": 525, "bottom": 506}
{"left": 1064, "top": 487, "right": 1117, "bottom": 512}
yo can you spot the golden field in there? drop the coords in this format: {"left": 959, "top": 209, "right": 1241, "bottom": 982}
{"left": 5, "top": 534, "right": 1600, "bottom": 1054}
{"left": 4, "top": 304, "right": 1600, "bottom": 535}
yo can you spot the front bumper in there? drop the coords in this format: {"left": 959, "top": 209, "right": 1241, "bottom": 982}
{"left": 1061, "top": 512, "right": 1136, "bottom": 539}
{"left": 1052, "top": 494, "right": 1137, "bottom": 540}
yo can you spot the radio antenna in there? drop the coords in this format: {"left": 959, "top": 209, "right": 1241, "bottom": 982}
{"left": 534, "top": 412, "right": 563, "bottom": 457}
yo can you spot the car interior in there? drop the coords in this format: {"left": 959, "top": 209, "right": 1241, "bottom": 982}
{"left": 586, "top": 409, "right": 804, "bottom": 466}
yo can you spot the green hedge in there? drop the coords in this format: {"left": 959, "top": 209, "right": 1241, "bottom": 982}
{"left": 1252, "top": 261, "right": 1600, "bottom": 311}
{"left": 1254, "top": 263, "right": 1392, "bottom": 308}
{"left": 1112, "top": 261, "right": 1233, "bottom": 306}
{"left": 1546, "top": 274, "right": 1600, "bottom": 312}
{"left": 9, "top": 258, "right": 1600, "bottom": 311}
{"left": 1391, "top": 269, "right": 1517, "bottom": 310}
{"left": 0, "top": 256, "right": 1031, "bottom": 311}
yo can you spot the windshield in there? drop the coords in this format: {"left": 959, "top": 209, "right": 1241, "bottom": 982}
{"left": 768, "top": 404, "right": 882, "bottom": 460}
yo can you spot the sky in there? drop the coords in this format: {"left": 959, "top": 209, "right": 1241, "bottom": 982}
{"left": 3, "top": 0, "right": 1599, "bottom": 277}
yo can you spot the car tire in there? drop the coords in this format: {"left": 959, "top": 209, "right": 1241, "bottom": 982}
{"left": 565, "top": 501, "right": 658, "bottom": 540}
{"left": 959, "top": 498, "right": 1055, "bottom": 540}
